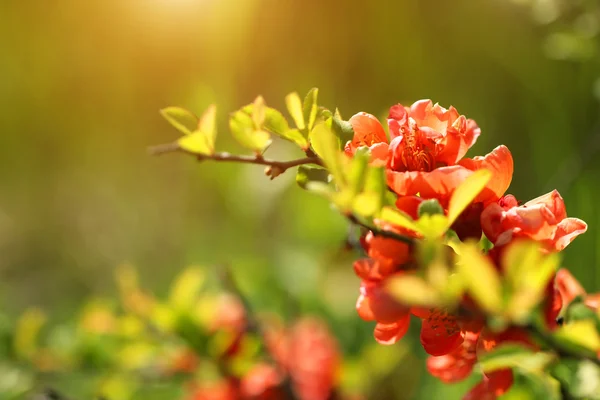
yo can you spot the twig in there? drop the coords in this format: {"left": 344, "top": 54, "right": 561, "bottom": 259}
{"left": 526, "top": 322, "right": 600, "bottom": 367}
{"left": 148, "top": 144, "right": 323, "bottom": 179}
{"left": 346, "top": 214, "right": 415, "bottom": 245}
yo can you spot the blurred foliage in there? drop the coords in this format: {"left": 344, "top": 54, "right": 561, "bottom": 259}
{"left": 1, "top": 0, "right": 600, "bottom": 399}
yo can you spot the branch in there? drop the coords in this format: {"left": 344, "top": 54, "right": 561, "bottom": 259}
{"left": 526, "top": 322, "right": 600, "bottom": 367}
{"left": 346, "top": 214, "right": 415, "bottom": 245}
{"left": 148, "top": 144, "right": 323, "bottom": 179}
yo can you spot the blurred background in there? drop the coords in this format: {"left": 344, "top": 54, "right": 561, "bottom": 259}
{"left": 1, "top": 0, "right": 600, "bottom": 398}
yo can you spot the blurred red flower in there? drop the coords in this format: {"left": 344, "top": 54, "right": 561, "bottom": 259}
{"left": 481, "top": 190, "right": 587, "bottom": 251}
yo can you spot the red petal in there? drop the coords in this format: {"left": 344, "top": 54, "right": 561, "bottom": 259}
{"left": 395, "top": 196, "right": 425, "bottom": 220}
{"left": 463, "top": 369, "right": 513, "bottom": 400}
{"left": 459, "top": 145, "right": 514, "bottom": 204}
{"left": 555, "top": 268, "right": 587, "bottom": 305}
{"left": 420, "top": 309, "right": 464, "bottom": 356}
{"left": 544, "top": 275, "right": 563, "bottom": 330}
{"left": 356, "top": 281, "right": 409, "bottom": 324}
{"left": 426, "top": 331, "right": 478, "bottom": 383}
{"left": 553, "top": 218, "right": 587, "bottom": 251}
{"left": 349, "top": 112, "right": 387, "bottom": 146}
{"left": 374, "top": 314, "right": 411, "bottom": 345}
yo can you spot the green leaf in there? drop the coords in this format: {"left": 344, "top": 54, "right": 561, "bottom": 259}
{"left": 386, "top": 274, "right": 444, "bottom": 307}
{"left": 347, "top": 147, "right": 370, "bottom": 196}
{"left": 309, "top": 123, "right": 345, "bottom": 186}
{"left": 285, "top": 92, "right": 305, "bottom": 130}
{"left": 160, "top": 107, "right": 198, "bottom": 135}
{"left": 418, "top": 199, "right": 444, "bottom": 217}
{"left": 353, "top": 167, "right": 386, "bottom": 217}
{"left": 178, "top": 131, "right": 212, "bottom": 155}
{"left": 555, "top": 320, "right": 600, "bottom": 352}
{"left": 447, "top": 169, "right": 492, "bottom": 226}
{"left": 503, "top": 241, "right": 560, "bottom": 323}
{"left": 264, "top": 108, "right": 309, "bottom": 148}
{"left": 479, "top": 344, "right": 555, "bottom": 373}
{"left": 252, "top": 96, "right": 266, "bottom": 128}
{"left": 551, "top": 359, "right": 600, "bottom": 399}
{"left": 501, "top": 371, "right": 561, "bottom": 400}
{"left": 457, "top": 241, "right": 503, "bottom": 314}
{"left": 178, "top": 105, "right": 218, "bottom": 155}
{"left": 379, "top": 207, "right": 422, "bottom": 234}
{"left": 331, "top": 116, "right": 355, "bottom": 145}
{"left": 416, "top": 214, "right": 449, "bottom": 239}
{"left": 229, "top": 110, "right": 272, "bottom": 153}
{"left": 169, "top": 267, "right": 206, "bottom": 312}
{"left": 296, "top": 165, "right": 330, "bottom": 190}
{"left": 302, "top": 88, "right": 319, "bottom": 131}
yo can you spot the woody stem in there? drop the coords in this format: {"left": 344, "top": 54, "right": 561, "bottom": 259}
{"left": 148, "top": 144, "right": 323, "bottom": 175}
{"left": 346, "top": 213, "right": 415, "bottom": 245}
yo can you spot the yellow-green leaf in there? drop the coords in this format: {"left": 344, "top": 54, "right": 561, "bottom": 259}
{"left": 302, "top": 87, "right": 319, "bottom": 131}
{"left": 178, "top": 130, "right": 213, "bottom": 155}
{"left": 14, "top": 308, "right": 46, "bottom": 359}
{"left": 160, "top": 106, "right": 198, "bottom": 135}
{"left": 169, "top": 267, "right": 206, "bottom": 311}
{"left": 379, "top": 207, "right": 422, "bottom": 234}
{"left": 198, "top": 104, "right": 217, "bottom": 152}
{"left": 352, "top": 192, "right": 381, "bottom": 217}
{"left": 457, "top": 241, "right": 503, "bottom": 314}
{"left": 309, "top": 123, "right": 345, "bottom": 186}
{"left": 447, "top": 169, "right": 492, "bottom": 226}
{"left": 285, "top": 91, "right": 305, "bottom": 130}
{"left": 229, "top": 110, "right": 272, "bottom": 153}
{"left": 555, "top": 320, "right": 600, "bottom": 351}
{"left": 503, "top": 241, "right": 560, "bottom": 322}
{"left": 479, "top": 344, "right": 555, "bottom": 373}
{"left": 296, "top": 165, "right": 331, "bottom": 190}
{"left": 252, "top": 96, "right": 266, "bottom": 128}
{"left": 386, "top": 274, "right": 444, "bottom": 307}
{"left": 416, "top": 214, "right": 450, "bottom": 239}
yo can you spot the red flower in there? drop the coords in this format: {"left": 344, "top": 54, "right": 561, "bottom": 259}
{"left": 188, "top": 380, "right": 238, "bottom": 400}
{"left": 384, "top": 100, "right": 512, "bottom": 205}
{"left": 240, "top": 364, "right": 284, "bottom": 400}
{"left": 420, "top": 308, "right": 464, "bottom": 356}
{"left": 481, "top": 190, "right": 587, "bottom": 251}
{"left": 345, "top": 112, "right": 389, "bottom": 166}
{"left": 463, "top": 369, "right": 514, "bottom": 400}
{"left": 355, "top": 278, "right": 412, "bottom": 345}
{"left": 555, "top": 268, "right": 600, "bottom": 310}
{"left": 264, "top": 317, "right": 340, "bottom": 400}
{"left": 288, "top": 318, "right": 340, "bottom": 400}
{"left": 427, "top": 331, "right": 479, "bottom": 383}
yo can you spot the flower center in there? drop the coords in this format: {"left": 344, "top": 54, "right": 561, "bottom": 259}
{"left": 399, "top": 124, "right": 435, "bottom": 172}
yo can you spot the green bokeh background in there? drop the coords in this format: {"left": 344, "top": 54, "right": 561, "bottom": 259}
{"left": 1, "top": 0, "right": 599, "bottom": 399}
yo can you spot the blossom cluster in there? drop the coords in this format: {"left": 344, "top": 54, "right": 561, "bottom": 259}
{"left": 187, "top": 294, "right": 343, "bottom": 400}
{"left": 346, "top": 100, "right": 590, "bottom": 398}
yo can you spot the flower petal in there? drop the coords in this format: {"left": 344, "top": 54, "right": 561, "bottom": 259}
{"left": 374, "top": 314, "right": 411, "bottom": 345}
{"left": 349, "top": 112, "right": 387, "bottom": 146}
{"left": 420, "top": 309, "right": 464, "bottom": 356}
{"left": 426, "top": 331, "right": 478, "bottom": 383}
{"left": 553, "top": 218, "right": 587, "bottom": 251}
{"left": 463, "top": 369, "right": 513, "bottom": 400}
{"left": 356, "top": 281, "right": 409, "bottom": 324}
{"left": 555, "top": 268, "right": 587, "bottom": 305}
{"left": 459, "top": 145, "right": 513, "bottom": 204}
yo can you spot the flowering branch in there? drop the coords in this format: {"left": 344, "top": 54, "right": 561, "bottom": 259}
{"left": 346, "top": 213, "right": 415, "bottom": 245}
{"left": 148, "top": 144, "right": 323, "bottom": 179}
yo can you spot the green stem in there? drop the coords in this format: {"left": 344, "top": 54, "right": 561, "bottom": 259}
{"left": 346, "top": 213, "right": 415, "bottom": 245}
